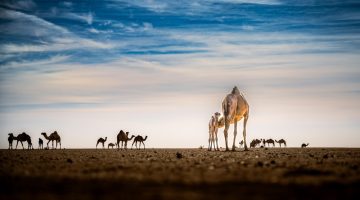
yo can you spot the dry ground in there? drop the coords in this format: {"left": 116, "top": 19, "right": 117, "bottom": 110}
{"left": 1, "top": 148, "right": 360, "bottom": 199}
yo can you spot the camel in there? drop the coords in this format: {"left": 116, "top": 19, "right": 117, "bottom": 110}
{"left": 265, "top": 139, "right": 275, "bottom": 147}
{"left": 8, "top": 133, "right": 15, "bottom": 149}
{"left": 249, "top": 139, "right": 261, "bottom": 148}
{"left": 239, "top": 140, "right": 244, "bottom": 148}
{"left": 261, "top": 139, "right": 266, "bottom": 147}
{"left": 14, "top": 132, "right": 32, "bottom": 149}
{"left": 41, "top": 131, "right": 61, "bottom": 149}
{"left": 108, "top": 143, "right": 115, "bottom": 149}
{"left": 96, "top": 137, "right": 107, "bottom": 149}
{"left": 38, "top": 138, "right": 43, "bottom": 149}
{"left": 208, "top": 112, "right": 221, "bottom": 151}
{"left": 117, "top": 130, "right": 135, "bottom": 150}
{"left": 301, "top": 143, "right": 309, "bottom": 148}
{"left": 132, "top": 135, "right": 148, "bottom": 150}
{"left": 275, "top": 139, "right": 286, "bottom": 147}
{"left": 222, "top": 86, "right": 249, "bottom": 151}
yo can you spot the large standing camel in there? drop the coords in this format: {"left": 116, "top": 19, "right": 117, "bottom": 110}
{"left": 222, "top": 86, "right": 249, "bottom": 151}
{"left": 96, "top": 137, "right": 107, "bottom": 149}
{"left": 275, "top": 139, "right": 286, "bottom": 147}
{"left": 14, "top": 132, "right": 32, "bottom": 149}
{"left": 41, "top": 131, "right": 61, "bottom": 149}
{"left": 132, "top": 135, "right": 148, "bottom": 150}
{"left": 8, "top": 133, "right": 15, "bottom": 149}
{"left": 208, "top": 112, "right": 221, "bottom": 151}
{"left": 117, "top": 130, "right": 135, "bottom": 150}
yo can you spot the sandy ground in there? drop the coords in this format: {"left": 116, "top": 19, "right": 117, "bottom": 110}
{"left": 1, "top": 148, "right": 360, "bottom": 199}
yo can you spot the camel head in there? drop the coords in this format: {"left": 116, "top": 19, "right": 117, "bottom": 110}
{"left": 129, "top": 135, "right": 135, "bottom": 140}
{"left": 231, "top": 86, "right": 240, "bottom": 95}
{"left": 41, "top": 132, "right": 47, "bottom": 137}
{"left": 8, "top": 133, "right": 14, "bottom": 137}
{"left": 214, "top": 112, "right": 221, "bottom": 120}
{"left": 144, "top": 136, "right": 148, "bottom": 141}
{"left": 104, "top": 137, "right": 107, "bottom": 141}
{"left": 126, "top": 132, "right": 129, "bottom": 136}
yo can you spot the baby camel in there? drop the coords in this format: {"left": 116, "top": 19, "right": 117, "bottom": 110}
{"left": 208, "top": 112, "right": 221, "bottom": 151}
{"left": 108, "top": 143, "right": 115, "bottom": 149}
{"left": 301, "top": 143, "right": 309, "bottom": 148}
{"left": 132, "top": 135, "right": 148, "bottom": 150}
{"left": 8, "top": 133, "right": 15, "bottom": 149}
{"left": 38, "top": 138, "right": 43, "bottom": 149}
{"left": 96, "top": 137, "right": 107, "bottom": 149}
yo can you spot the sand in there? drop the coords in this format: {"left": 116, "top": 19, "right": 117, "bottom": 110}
{"left": 1, "top": 148, "right": 359, "bottom": 199}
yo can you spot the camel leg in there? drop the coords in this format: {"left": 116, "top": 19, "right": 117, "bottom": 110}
{"left": 232, "top": 120, "right": 238, "bottom": 151}
{"left": 243, "top": 116, "right": 249, "bottom": 151}
{"left": 59, "top": 140, "right": 61, "bottom": 149}
{"left": 208, "top": 129, "right": 212, "bottom": 151}
{"left": 102, "top": 142, "right": 104, "bottom": 149}
{"left": 142, "top": 141, "right": 145, "bottom": 150}
{"left": 16, "top": 141, "right": 19, "bottom": 149}
{"left": 131, "top": 140, "right": 136, "bottom": 149}
{"left": 21, "top": 141, "right": 24, "bottom": 149}
{"left": 224, "top": 122, "right": 230, "bottom": 151}
{"left": 52, "top": 141, "right": 54, "bottom": 149}
{"left": 215, "top": 128, "right": 219, "bottom": 151}
{"left": 47, "top": 140, "right": 50, "bottom": 148}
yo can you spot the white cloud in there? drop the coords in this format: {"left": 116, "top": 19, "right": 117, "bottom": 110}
{"left": 64, "top": 12, "right": 94, "bottom": 25}
{"left": 0, "top": 0, "right": 36, "bottom": 10}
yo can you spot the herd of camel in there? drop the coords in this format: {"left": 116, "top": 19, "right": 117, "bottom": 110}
{"left": 6, "top": 86, "right": 309, "bottom": 150}
{"left": 6, "top": 130, "right": 148, "bottom": 150}
{"left": 96, "top": 130, "right": 148, "bottom": 150}
{"left": 208, "top": 86, "right": 309, "bottom": 151}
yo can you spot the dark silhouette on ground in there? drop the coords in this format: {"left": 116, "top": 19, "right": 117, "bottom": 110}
{"left": 96, "top": 137, "right": 107, "bottom": 149}
{"left": 301, "top": 143, "right": 309, "bottom": 148}
{"left": 41, "top": 131, "right": 61, "bottom": 149}
{"left": 239, "top": 140, "right": 244, "bottom": 148}
{"left": 8, "top": 133, "right": 15, "bottom": 149}
{"left": 14, "top": 132, "right": 32, "bottom": 149}
{"left": 117, "top": 130, "right": 135, "bottom": 150}
{"left": 132, "top": 135, "right": 148, "bottom": 150}
{"left": 38, "top": 138, "right": 43, "bottom": 149}
{"left": 222, "top": 86, "right": 250, "bottom": 151}
{"left": 108, "top": 143, "right": 115, "bottom": 149}
{"left": 250, "top": 139, "right": 261, "bottom": 148}
{"left": 275, "top": 139, "right": 287, "bottom": 147}
{"left": 265, "top": 139, "right": 275, "bottom": 147}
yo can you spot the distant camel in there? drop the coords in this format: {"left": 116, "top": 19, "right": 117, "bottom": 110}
{"left": 108, "top": 143, "right": 115, "bottom": 149}
{"left": 261, "top": 139, "right": 266, "bottom": 147}
{"left": 41, "top": 131, "right": 61, "bottom": 149}
{"left": 265, "top": 139, "right": 275, "bottom": 147}
{"left": 96, "top": 137, "right": 107, "bottom": 149}
{"left": 239, "top": 140, "right": 244, "bottom": 148}
{"left": 222, "top": 86, "right": 250, "bottom": 151}
{"left": 38, "top": 138, "right": 43, "bottom": 149}
{"left": 132, "top": 135, "right": 148, "bottom": 150}
{"left": 275, "top": 139, "right": 286, "bottom": 147}
{"left": 15, "top": 132, "right": 32, "bottom": 149}
{"left": 250, "top": 139, "right": 261, "bottom": 148}
{"left": 8, "top": 133, "right": 15, "bottom": 149}
{"left": 117, "top": 130, "right": 135, "bottom": 150}
{"left": 208, "top": 112, "right": 221, "bottom": 151}
{"left": 301, "top": 143, "right": 309, "bottom": 148}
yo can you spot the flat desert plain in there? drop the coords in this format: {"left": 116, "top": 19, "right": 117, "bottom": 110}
{"left": 1, "top": 148, "right": 360, "bottom": 199}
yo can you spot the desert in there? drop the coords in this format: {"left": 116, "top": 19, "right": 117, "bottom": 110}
{"left": 1, "top": 148, "right": 359, "bottom": 199}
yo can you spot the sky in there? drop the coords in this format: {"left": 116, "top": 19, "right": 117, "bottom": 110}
{"left": 0, "top": 0, "right": 360, "bottom": 149}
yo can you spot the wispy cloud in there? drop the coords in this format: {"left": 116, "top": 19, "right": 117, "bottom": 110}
{"left": 0, "top": 0, "right": 36, "bottom": 10}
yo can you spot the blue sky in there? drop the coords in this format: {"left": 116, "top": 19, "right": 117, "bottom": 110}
{"left": 0, "top": 0, "right": 360, "bottom": 148}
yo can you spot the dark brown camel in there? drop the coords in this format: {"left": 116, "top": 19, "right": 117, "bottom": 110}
{"left": 41, "top": 131, "right": 61, "bottom": 149}
{"left": 15, "top": 132, "right": 32, "bottom": 150}
{"left": 275, "top": 139, "right": 287, "bottom": 147}
{"left": 301, "top": 143, "right": 309, "bottom": 148}
{"left": 108, "top": 143, "right": 115, "bottom": 149}
{"left": 8, "top": 133, "right": 15, "bottom": 149}
{"left": 265, "top": 139, "right": 275, "bottom": 147}
{"left": 38, "top": 138, "right": 43, "bottom": 149}
{"left": 117, "top": 130, "right": 135, "bottom": 150}
{"left": 132, "top": 135, "right": 148, "bottom": 150}
{"left": 96, "top": 137, "right": 107, "bottom": 149}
